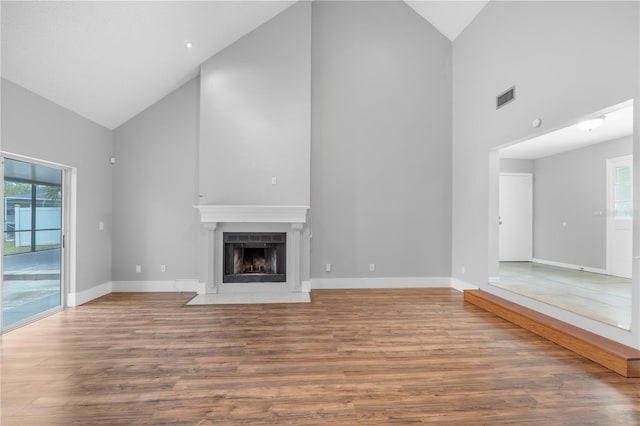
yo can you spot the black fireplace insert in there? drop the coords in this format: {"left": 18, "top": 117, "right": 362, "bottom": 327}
{"left": 223, "top": 232, "right": 286, "bottom": 283}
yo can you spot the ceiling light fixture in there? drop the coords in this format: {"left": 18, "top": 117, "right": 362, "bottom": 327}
{"left": 185, "top": 41, "right": 193, "bottom": 50}
{"left": 577, "top": 116, "right": 605, "bottom": 132}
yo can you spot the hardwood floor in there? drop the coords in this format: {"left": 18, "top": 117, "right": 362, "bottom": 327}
{"left": 2, "top": 289, "right": 639, "bottom": 425}
{"left": 465, "top": 289, "right": 640, "bottom": 377}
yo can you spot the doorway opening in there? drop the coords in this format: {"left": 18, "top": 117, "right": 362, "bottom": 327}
{"left": 2, "top": 156, "right": 68, "bottom": 332}
{"left": 491, "top": 99, "right": 634, "bottom": 331}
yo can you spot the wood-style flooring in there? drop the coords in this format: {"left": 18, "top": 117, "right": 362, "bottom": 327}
{"left": 2, "top": 289, "right": 639, "bottom": 425}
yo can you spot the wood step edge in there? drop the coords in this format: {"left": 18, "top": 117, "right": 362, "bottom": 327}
{"left": 464, "top": 289, "right": 640, "bottom": 378}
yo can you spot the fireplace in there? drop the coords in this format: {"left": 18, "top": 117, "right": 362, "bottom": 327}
{"left": 195, "top": 205, "right": 308, "bottom": 294}
{"left": 223, "top": 232, "right": 286, "bottom": 283}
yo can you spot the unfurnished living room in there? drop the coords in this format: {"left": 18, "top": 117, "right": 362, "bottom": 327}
{"left": 1, "top": 1, "right": 639, "bottom": 424}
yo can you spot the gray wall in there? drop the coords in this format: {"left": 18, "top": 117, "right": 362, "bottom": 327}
{"left": 453, "top": 0, "right": 638, "bottom": 283}
{"left": 1, "top": 78, "right": 113, "bottom": 292}
{"left": 199, "top": 2, "right": 311, "bottom": 206}
{"left": 533, "top": 136, "right": 632, "bottom": 269}
{"left": 311, "top": 1, "right": 452, "bottom": 279}
{"left": 112, "top": 78, "right": 199, "bottom": 281}
{"left": 500, "top": 159, "right": 534, "bottom": 174}
{"left": 452, "top": 1, "right": 639, "bottom": 343}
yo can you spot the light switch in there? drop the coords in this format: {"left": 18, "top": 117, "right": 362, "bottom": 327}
{"left": 271, "top": 177, "right": 277, "bottom": 185}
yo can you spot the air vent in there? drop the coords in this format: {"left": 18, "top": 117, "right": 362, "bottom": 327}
{"left": 496, "top": 86, "right": 515, "bottom": 109}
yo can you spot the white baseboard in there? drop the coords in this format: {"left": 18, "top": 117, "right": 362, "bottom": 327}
{"left": 67, "top": 281, "right": 112, "bottom": 307}
{"left": 67, "top": 277, "right": 466, "bottom": 305}
{"left": 451, "top": 278, "right": 479, "bottom": 292}
{"left": 112, "top": 279, "right": 204, "bottom": 293}
{"left": 532, "top": 258, "right": 607, "bottom": 275}
{"left": 311, "top": 276, "right": 451, "bottom": 290}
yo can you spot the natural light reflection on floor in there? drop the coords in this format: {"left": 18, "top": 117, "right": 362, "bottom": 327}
{"left": 491, "top": 262, "right": 631, "bottom": 330}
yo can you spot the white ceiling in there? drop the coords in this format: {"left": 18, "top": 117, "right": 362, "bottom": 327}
{"left": 499, "top": 100, "right": 634, "bottom": 160}
{"left": 405, "top": 0, "right": 488, "bottom": 41}
{"left": 1, "top": 1, "right": 488, "bottom": 130}
{"left": 1, "top": 1, "right": 297, "bottom": 129}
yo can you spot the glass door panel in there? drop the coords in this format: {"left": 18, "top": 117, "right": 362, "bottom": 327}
{"left": 3, "top": 158, "right": 63, "bottom": 330}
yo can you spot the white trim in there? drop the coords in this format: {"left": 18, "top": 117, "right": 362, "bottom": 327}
{"left": 301, "top": 280, "right": 311, "bottom": 292}
{"left": 311, "top": 277, "right": 451, "bottom": 289}
{"left": 68, "top": 281, "right": 112, "bottom": 307}
{"left": 177, "top": 279, "right": 205, "bottom": 294}
{"left": 194, "top": 205, "right": 309, "bottom": 224}
{"left": 532, "top": 258, "right": 607, "bottom": 275}
{"left": 65, "top": 167, "right": 78, "bottom": 306}
{"left": 488, "top": 276, "right": 500, "bottom": 283}
{"left": 0, "top": 151, "right": 72, "bottom": 171}
{"left": 452, "top": 278, "right": 479, "bottom": 292}
{"left": 112, "top": 279, "right": 204, "bottom": 293}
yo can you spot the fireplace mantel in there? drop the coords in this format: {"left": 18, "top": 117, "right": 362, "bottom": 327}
{"left": 194, "top": 205, "right": 309, "bottom": 224}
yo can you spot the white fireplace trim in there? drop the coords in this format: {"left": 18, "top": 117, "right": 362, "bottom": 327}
{"left": 195, "top": 205, "right": 309, "bottom": 296}
{"left": 194, "top": 205, "right": 308, "bottom": 224}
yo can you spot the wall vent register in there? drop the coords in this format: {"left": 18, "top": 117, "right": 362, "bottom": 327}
{"left": 223, "top": 232, "right": 286, "bottom": 283}
{"left": 496, "top": 86, "right": 516, "bottom": 109}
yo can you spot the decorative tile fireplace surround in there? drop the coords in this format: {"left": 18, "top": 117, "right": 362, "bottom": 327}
{"left": 191, "top": 205, "right": 310, "bottom": 304}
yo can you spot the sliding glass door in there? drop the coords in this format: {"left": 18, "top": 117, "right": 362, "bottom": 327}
{"left": 3, "top": 157, "right": 64, "bottom": 331}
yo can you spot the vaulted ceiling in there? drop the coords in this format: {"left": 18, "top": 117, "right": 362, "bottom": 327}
{"left": 1, "top": 1, "right": 488, "bottom": 130}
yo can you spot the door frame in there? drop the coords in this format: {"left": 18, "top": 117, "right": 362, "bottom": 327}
{"left": 499, "top": 172, "right": 533, "bottom": 262}
{"left": 606, "top": 154, "right": 633, "bottom": 278}
{"left": 1, "top": 152, "right": 75, "bottom": 332}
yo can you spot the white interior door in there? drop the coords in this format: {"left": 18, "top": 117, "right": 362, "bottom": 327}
{"left": 499, "top": 173, "right": 533, "bottom": 261}
{"left": 606, "top": 155, "right": 632, "bottom": 278}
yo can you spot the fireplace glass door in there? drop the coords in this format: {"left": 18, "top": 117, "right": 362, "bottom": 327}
{"left": 223, "top": 232, "right": 286, "bottom": 283}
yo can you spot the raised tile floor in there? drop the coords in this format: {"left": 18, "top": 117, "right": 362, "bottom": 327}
{"left": 492, "top": 261, "right": 631, "bottom": 330}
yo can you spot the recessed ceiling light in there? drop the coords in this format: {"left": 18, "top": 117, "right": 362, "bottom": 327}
{"left": 185, "top": 41, "right": 193, "bottom": 49}
{"left": 577, "top": 116, "right": 605, "bottom": 132}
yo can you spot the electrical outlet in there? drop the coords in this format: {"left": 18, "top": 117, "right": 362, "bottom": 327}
{"left": 369, "top": 263, "right": 375, "bottom": 272}
{"left": 160, "top": 264, "right": 166, "bottom": 273}
{"left": 98, "top": 221, "right": 105, "bottom": 231}
{"left": 461, "top": 266, "right": 466, "bottom": 274}
{"left": 325, "top": 263, "right": 331, "bottom": 272}
{"left": 136, "top": 265, "right": 142, "bottom": 273}
{"left": 271, "top": 176, "right": 277, "bottom": 185}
